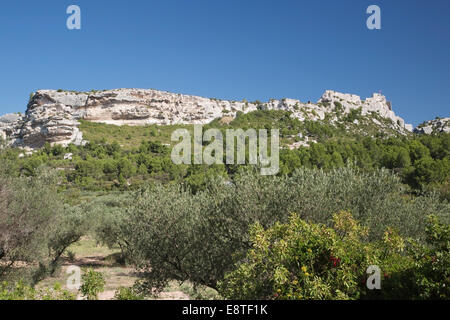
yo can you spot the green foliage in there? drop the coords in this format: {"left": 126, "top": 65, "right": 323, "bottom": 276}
{"left": 333, "top": 101, "right": 344, "bottom": 113}
{"left": 0, "top": 281, "right": 75, "bottom": 300}
{"left": 86, "top": 193, "right": 133, "bottom": 255}
{"left": 406, "top": 215, "right": 450, "bottom": 299}
{"left": 0, "top": 111, "right": 448, "bottom": 300}
{"left": 120, "top": 183, "right": 225, "bottom": 293}
{"left": 207, "top": 110, "right": 306, "bottom": 140}
{"left": 344, "top": 107, "right": 362, "bottom": 123}
{"left": 79, "top": 120, "right": 193, "bottom": 150}
{"left": 218, "top": 212, "right": 449, "bottom": 300}
{"left": 41, "top": 204, "right": 93, "bottom": 280}
{"left": 80, "top": 269, "right": 105, "bottom": 300}
{"left": 0, "top": 165, "right": 65, "bottom": 283}
{"left": 118, "top": 167, "right": 448, "bottom": 295}
{"left": 218, "top": 212, "right": 380, "bottom": 299}
{"left": 279, "top": 133, "right": 450, "bottom": 196}
{"left": 114, "top": 286, "right": 144, "bottom": 300}
{"left": 67, "top": 250, "right": 76, "bottom": 262}
{"left": 1, "top": 113, "right": 447, "bottom": 195}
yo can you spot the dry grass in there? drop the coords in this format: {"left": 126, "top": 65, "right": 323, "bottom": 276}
{"left": 36, "top": 237, "right": 220, "bottom": 300}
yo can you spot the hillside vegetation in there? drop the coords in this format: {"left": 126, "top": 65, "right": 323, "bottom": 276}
{"left": 0, "top": 109, "right": 449, "bottom": 300}
{"left": 2, "top": 110, "right": 448, "bottom": 197}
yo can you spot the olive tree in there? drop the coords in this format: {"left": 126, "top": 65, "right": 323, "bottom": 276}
{"left": 0, "top": 167, "right": 63, "bottom": 281}
{"left": 119, "top": 167, "right": 449, "bottom": 294}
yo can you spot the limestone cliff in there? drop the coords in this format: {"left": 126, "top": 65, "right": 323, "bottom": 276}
{"left": 0, "top": 88, "right": 414, "bottom": 149}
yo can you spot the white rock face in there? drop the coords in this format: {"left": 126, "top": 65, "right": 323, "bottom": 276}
{"left": 64, "top": 153, "right": 73, "bottom": 160}
{"left": 318, "top": 91, "right": 409, "bottom": 129}
{"left": 0, "top": 113, "right": 22, "bottom": 143}
{"left": 0, "top": 88, "right": 414, "bottom": 149}
{"left": 414, "top": 118, "right": 450, "bottom": 134}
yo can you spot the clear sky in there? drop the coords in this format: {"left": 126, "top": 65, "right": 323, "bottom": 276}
{"left": 0, "top": 0, "right": 449, "bottom": 126}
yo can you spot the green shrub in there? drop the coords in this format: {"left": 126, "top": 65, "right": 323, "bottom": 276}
{"left": 41, "top": 204, "right": 93, "bottom": 280}
{"left": 406, "top": 215, "right": 450, "bottom": 299}
{"left": 79, "top": 269, "right": 105, "bottom": 300}
{"left": 66, "top": 250, "right": 76, "bottom": 262}
{"left": 114, "top": 286, "right": 144, "bottom": 300}
{"left": 119, "top": 167, "right": 448, "bottom": 295}
{"left": 344, "top": 108, "right": 362, "bottom": 123}
{"left": 0, "top": 281, "right": 75, "bottom": 300}
{"left": 218, "top": 212, "right": 449, "bottom": 300}
{"left": 0, "top": 166, "right": 65, "bottom": 283}
{"left": 218, "top": 212, "right": 383, "bottom": 299}
{"left": 333, "top": 101, "right": 343, "bottom": 112}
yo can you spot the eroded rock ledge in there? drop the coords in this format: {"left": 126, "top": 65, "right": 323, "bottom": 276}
{"left": 0, "top": 88, "right": 413, "bottom": 149}
{"left": 414, "top": 118, "right": 450, "bottom": 134}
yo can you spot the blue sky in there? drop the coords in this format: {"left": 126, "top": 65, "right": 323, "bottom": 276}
{"left": 0, "top": 0, "right": 449, "bottom": 126}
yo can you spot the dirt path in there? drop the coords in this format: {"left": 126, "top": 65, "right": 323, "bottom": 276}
{"left": 38, "top": 240, "right": 196, "bottom": 300}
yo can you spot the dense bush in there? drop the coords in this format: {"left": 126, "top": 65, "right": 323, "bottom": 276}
{"left": 80, "top": 269, "right": 105, "bottom": 300}
{"left": 0, "top": 281, "right": 76, "bottom": 300}
{"left": 405, "top": 215, "right": 450, "bottom": 299}
{"left": 119, "top": 167, "right": 448, "bottom": 295}
{"left": 0, "top": 157, "right": 97, "bottom": 285}
{"left": 0, "top": 166, "right": 64, "bottom": 282}
{"left": 218, "top": 212, "right": 449, "bottom": 300}
{"left": 40, "top": 205, "right": 93, "bottom": 280}
{"left": 280, "top": 167, "right": 448, "bottom": 240}
{"left": 280, "top": 134, "right": 450, "bottom": 197}
{"left": 85, "top": 193, "right": 133, "bottom": 255}
{"left": 114, "top": 286, "right": 144, "bottom": 300}
{"left": 218, "top": 212, "right": 381, "bottom": 299}
{"left": 120, "top": 183, "right": 223, "bottom": 292}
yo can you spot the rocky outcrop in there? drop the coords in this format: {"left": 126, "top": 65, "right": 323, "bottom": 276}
{"left": 0, "top": 113, "right": 22, "bottom": 143}
{"left": 0, "top": 88, "right": 414, "bottom": 149}
{"left": 414, "top": 118, "right": 450, "bottom": 134}
{"left": 319, "top": 91, "right": 412, "bottom": 131}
